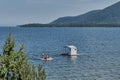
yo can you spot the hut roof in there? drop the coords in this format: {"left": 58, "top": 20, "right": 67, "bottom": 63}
{"left": 65, "top": 45, "right": 77, "bottom": 49}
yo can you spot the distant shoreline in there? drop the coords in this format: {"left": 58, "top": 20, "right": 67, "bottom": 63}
{"left": 18, "top": 23, "right": 120, "bottom": 27}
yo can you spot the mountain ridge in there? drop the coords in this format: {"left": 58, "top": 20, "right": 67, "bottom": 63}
{"left": 19, "top": 1, "right": 120, "bottom": 27}
{"left": 51, "top": 1, "right": 120, "bottom": 24}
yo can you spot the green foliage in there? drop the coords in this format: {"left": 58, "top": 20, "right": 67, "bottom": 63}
{"left": 0, "top": 33, "right": 46, "bottom": 80}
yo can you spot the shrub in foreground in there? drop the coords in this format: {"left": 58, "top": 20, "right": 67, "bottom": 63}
{"left": 0, "top": 33, "right": 46, "bottom": 80}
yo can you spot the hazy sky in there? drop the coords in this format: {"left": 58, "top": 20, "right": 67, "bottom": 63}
{"left": 0, "top": 0, "right": 119, "bottom": 26}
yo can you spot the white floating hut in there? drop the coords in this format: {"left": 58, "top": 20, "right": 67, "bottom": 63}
{"left": 61, "top": 45, "right": 79, "bottom": 56}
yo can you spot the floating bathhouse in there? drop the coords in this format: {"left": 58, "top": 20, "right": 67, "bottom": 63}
{"left": 61, "top": 45, "right": 79, "bottom": 56}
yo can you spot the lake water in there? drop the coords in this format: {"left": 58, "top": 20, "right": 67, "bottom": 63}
{"left": 0, "top": 27, "right": 120, "bottom": 80}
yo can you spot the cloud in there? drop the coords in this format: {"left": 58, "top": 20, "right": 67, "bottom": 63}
{"left": 25, "top": 0, "right": 51, "bottom": 4}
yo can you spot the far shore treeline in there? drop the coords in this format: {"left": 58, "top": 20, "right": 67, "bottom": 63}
{"left": 18, "top": 23, "right": 120, "bottom": 27}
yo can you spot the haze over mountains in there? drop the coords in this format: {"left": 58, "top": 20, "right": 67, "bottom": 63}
{"left": 20, "top": 1, "right": 120, "bottom": 27}
{"left": 51, "top": 1, "right": 120, "bottom": 24}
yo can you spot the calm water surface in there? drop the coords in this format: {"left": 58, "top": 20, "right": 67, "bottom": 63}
{"left": 0, "top": 27, "right": 120, "bottom": 80}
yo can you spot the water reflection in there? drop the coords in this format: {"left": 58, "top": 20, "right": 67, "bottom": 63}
{"left": 70, "top": 56, "right": 77, "bottom": 64}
